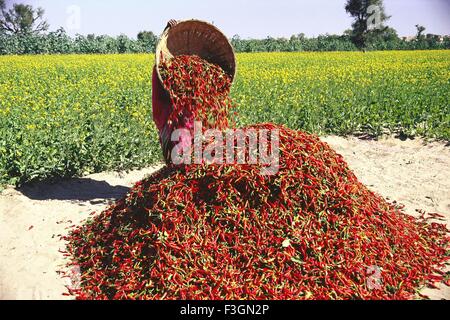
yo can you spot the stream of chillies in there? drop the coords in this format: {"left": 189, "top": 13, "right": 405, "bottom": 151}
{"left": 63, "top": 55, "right": 450, "bottom": 299}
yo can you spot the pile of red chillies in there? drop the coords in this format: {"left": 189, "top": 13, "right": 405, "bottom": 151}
{"left": 63, "top": 55, "right": 450, "bottom": 300}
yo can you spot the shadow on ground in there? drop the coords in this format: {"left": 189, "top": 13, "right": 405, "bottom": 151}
{"left": 18, "top": 178, "right": 130, "bottom": 201}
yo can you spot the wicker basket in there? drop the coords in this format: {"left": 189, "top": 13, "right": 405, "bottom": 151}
{"left": 155, "top": 19, "right": 236, "bottom": 87}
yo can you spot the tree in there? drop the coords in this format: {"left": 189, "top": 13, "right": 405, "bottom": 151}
{"left": 137, "top": 30, "right": 158, "bottom": 52}
{"left": 415, "top": 24, "right": 426, "bottom": 40}
{"left": 0, "top": 0, "right": 49, "bottom": 35}
{"left": 345, "top": 0, "right": 390, "bottom": 49}
{"left": 137, "top": 30, "right": 157, "bottom": 42}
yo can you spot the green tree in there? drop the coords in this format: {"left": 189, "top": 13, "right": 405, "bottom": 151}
{"left": 345, "top": 0, "right": 390, "bottom": 49}
{"left": 415, "top": 24, "right": 426, "bottom": 40}
{"left": 414, "top": 25, "right": 427, "bottom": 49}
{"left": 425, "top": 34, "right": 441, "bottom": 49}
{"left": 137, "top": 30, "right": 158, "bottom": 52}
{"left": 0, "top": 0, "right": 49, "bottom": 35}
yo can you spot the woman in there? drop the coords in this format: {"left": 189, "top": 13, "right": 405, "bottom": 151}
{"left": 152, "top": 20, "right": 178, "bottom": 163}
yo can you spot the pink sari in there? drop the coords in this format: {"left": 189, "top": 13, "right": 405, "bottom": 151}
{"left": 152, "top": 66, "right": 192, "bottom": 163}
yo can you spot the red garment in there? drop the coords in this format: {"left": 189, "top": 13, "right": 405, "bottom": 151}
{"left": 152, "top": 65, "right": 194, "bottom": 164}
{"left": 152, "top": 66, "right": 172, "bottom": 132}
{"left": 152, "top": 66, "right": 173, "bottom": 162}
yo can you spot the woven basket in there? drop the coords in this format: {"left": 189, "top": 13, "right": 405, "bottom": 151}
{"left": 155, "top": 19, "right": 236, "bottom": 87}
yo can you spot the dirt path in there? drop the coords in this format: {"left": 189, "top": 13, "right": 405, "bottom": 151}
{"left": 0, "top": 166, "right": 162, "bottom": 300}
{"left": 1, "top": 136, "right": 449, "bottom": 300}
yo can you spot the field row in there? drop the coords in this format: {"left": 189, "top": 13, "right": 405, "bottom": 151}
{"left": 0, "top": 51, "right": 449, "bottom": 185}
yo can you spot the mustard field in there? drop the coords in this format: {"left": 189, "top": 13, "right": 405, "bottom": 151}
{"left": 1, "top": 51, "right": 449, "bottom": 185}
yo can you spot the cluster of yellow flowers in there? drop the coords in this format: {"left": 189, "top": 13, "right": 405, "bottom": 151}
{"left": 0, "top": 50, "right": 448, "bottom": 185}
{"left": 232, "top": 50, "right": 449, "bottom": 137}
{"left": 0, "top": 54, "right": 154, "bottom": 127}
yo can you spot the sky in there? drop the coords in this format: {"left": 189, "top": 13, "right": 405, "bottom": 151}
{"left": 9, "top": 0, "right": 450, "bottom": 38}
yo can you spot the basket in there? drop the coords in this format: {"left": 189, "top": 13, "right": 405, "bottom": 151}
{"left": 155, "top": 19, "right": 236, "bottom": 88}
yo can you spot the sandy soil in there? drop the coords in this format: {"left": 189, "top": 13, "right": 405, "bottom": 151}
{"left": 1, "top": 136, "right": 449, "bottom": 300}
{"left": 0, "top": 166, "right": 162, "bottom": 300}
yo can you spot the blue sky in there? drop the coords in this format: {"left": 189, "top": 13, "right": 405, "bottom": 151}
{"left": 13, "top": 0, "right": 450, "bottom": 38}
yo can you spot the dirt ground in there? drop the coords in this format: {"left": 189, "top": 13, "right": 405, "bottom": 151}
{"left": 1, "top": 135, "right": 449, "bottom": 300}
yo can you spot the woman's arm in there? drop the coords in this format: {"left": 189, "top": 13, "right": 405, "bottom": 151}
{"left": 152, "top": 66, "right": 172, "bottom": 132}
{"left": 152, "top": 19, "right": 179, "bottom": 163}
{"left": 165, "top": 19, "right": 178, "bottom": 31}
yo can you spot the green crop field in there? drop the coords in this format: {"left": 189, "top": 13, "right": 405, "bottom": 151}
{"left": 0, "top": 50, "right": 449, "bottom": 186}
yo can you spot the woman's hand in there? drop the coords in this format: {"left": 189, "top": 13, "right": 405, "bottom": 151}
{"left": 165, "top": 19, "right": 178, "bottom": 30}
